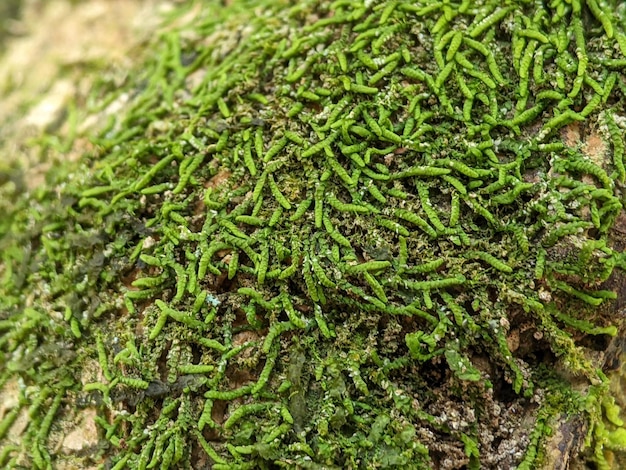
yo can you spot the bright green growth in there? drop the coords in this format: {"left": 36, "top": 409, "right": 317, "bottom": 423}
{"left": 1, "top": 0, "right": 626, "bottom": 468}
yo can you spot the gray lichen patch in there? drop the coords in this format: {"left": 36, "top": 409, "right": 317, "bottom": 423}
{"left": 1, "top": 0, "right": 626, "bottom": 469}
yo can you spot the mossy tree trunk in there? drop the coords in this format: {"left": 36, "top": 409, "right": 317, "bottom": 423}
{"left": 1, "top": 1, "right": 626, "bottom": 469}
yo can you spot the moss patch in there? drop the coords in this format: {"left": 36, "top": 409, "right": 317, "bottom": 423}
{"left": 1, "top": 0, "right": 626, "bottom": 468}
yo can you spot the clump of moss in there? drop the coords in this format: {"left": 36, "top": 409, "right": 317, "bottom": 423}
{"left": 1, "top": 0, "right": 626, "bottom": 468}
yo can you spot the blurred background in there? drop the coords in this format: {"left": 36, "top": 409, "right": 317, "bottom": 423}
{"left": 0, "top": 0, "right": 180, "bottom": 221}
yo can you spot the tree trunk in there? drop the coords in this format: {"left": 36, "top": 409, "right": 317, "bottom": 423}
{"left": 1, "top": 1, "right": 626, "bottom": 469}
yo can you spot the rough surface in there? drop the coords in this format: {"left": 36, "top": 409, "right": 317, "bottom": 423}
{"left": 1, "top": 0, "right": 626, "bottom": 469}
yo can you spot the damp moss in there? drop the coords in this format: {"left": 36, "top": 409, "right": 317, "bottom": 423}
{"left": 1, "top": 0, "right": 626, "bottom": 468}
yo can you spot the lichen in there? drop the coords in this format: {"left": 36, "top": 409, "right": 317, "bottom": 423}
{"left": 1, "top": 0, "right": 626, "bottom": 468}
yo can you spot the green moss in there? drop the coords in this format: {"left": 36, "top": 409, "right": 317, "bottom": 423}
{"left": 1, "top": 0, "right": 626, "bottom": 468}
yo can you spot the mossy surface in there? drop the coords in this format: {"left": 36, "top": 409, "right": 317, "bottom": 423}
{"left": 1, "top": 0, "right": 626, "bottom": 468}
